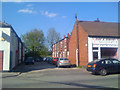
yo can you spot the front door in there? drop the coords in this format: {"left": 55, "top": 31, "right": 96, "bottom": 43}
{"left": 93, "top": 52, "right": 98, "bottom": 60}
{"left": 0, "top": 51, "right": 3, "bottom": 71}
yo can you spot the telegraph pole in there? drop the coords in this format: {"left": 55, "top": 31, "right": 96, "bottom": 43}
{"left": 75, "top": 13, "right": 79, "bottom": 67}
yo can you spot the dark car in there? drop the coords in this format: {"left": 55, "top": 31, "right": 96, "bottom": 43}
{"left": 86, "top": 58, "right": 120, "bottom": 76}
{"left": 47, "top": 57, "right": 53, "bottom": 64}
{"left": 35, "top": 57, "right": 43, "bottom": 62}
{"left": 25, "top": 57, "right": 35, "bottom": 65}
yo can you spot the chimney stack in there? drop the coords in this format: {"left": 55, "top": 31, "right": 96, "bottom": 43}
{"left": 67, "top": 33, "right": 70, "bottom": 37}
{"left": 97, "top": 18, "right": 99, "bottom": 21}
{"left": 64, "top": 35, "right": 66, "bottom": 38}
{"left": 94, "top": 18, "right": 100, "bottom": 22}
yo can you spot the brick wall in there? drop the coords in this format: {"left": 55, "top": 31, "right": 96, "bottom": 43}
{"left": 78, "top": 24, "right": 88, "bottom": 66}
{"left": 68, "top": 22, "right": 77, "bottom": 65}
{"left": 68, "top": 21, "right": 89, "bottom": 66}
{"left": 52, "top": 36, "right": 70, "bottom": 58}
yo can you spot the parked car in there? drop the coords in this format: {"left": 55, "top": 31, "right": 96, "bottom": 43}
{"left": 35, "top": 57, "right": 43, "bottom": 62}
{"left": 52, "top": 57, "right": 59, "bottom": 65}
{"left": 86, "top": 58, "right": 120, "bottom": 76}
{"left": 43, "top": 57, "right": 47, "bottom": 62}
{"left": 56, "top": 58, "right": 71, "bottom": 68}
{"left": 47, "top": 57, "right": 53, "bottom": 64}
{"left": 25, "top": 57, "right": 35, "bottom": 65}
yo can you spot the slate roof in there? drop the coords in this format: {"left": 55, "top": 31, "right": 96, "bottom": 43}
{"left": 78, "top": 21, "right": 119, "bottom": 37}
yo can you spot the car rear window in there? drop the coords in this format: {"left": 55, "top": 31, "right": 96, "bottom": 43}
{"left": 92, "top": 59, "right": 101, "bottom": 63}
{"left": 54, "top": 58, "right": 58, "bottom": 59}
{"left": 60, "top": 58, "right": 68, "bottom": 60}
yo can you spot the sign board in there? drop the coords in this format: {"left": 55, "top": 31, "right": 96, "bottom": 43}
{"left": 92, "top": 38, "right": 118, "bottom": 47}
{"left": 92, "top": 38, "right": 118, "bottom": 44}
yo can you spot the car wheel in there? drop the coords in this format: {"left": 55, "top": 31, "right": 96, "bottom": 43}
{"left": 99, "top": 69, "right": 107, "bottom": 76}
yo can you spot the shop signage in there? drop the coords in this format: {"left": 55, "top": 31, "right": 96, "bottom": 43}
{"left": 92, "top": 38, "right": 118, "bottom": 44}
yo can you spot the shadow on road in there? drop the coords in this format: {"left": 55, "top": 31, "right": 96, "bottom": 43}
{"left": 9, "top": 61, "right": 56, "bottom": 74}
{"left": 50, "top": 81, "right": 116, "bottom": 89}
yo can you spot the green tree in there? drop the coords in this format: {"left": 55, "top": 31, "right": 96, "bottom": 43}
{"left": 21, "top": 29, "right": 45, "bottom": 58}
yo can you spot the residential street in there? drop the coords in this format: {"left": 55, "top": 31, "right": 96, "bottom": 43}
{"left": 1, "top": 61, "right": 119, "bottom": 88}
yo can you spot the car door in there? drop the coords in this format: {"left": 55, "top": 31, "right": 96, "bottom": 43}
{"left": 112, "top": 59, "right": 120, "bottom": 73}
{"left": 104, "top": 60, "right": 114, "bottom": 73}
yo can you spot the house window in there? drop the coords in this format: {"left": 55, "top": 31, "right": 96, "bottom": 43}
{"left": 55, "top": 45, "right": 57, "bottom": 50}
{"left": 64, "top": 38, "right": 67, "bottom": 48}
{"left": 61, "top": 42, "right": 63, "bottom": 48}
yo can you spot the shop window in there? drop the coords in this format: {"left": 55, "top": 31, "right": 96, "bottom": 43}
{"left": 101, "top": 48, "right": 117, "bottom": 58}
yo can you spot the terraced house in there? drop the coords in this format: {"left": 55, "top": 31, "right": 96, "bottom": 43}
{"left": 0, "top": 22, "right": 24, "bottom": 71}
{"left": 52, "top": 33, "right": 70, "bottom": 58}
{"left": 52, "top": 18, "right": 119, "bottom": 67}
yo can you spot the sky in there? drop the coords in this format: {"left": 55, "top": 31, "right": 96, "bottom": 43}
{"left": 2, "top": 2, "right": 118, "bottom": 38}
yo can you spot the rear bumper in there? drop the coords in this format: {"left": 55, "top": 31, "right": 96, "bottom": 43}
{"left": 59, "top": 63, "right": 71, "bottom": 66}
{"left": 86, "top": 67, "right": 98, "bottom": 73}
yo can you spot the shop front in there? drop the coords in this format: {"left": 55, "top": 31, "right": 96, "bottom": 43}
{"left": 88, "top": 37, "right": 118, "bottom": 62}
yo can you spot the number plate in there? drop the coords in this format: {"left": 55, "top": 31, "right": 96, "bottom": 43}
{"left": 64, "top": 61, "right": 68, "bottom": 63}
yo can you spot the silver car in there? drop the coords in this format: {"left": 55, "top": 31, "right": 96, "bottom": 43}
{"left": 56, "top": 58, "right": 71, "bottom": 68}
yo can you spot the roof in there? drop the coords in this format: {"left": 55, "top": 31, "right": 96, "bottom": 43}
{"left": 0, "top": 22, "right": 11, "bottom": 28}
{"left": 0, "top": 22, "right": 23, "bottom": 43}
{"left": 78, "top": 21, "right": 119, "bottom": 37}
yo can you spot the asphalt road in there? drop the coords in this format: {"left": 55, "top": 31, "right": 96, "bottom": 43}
{"left": 1, "top": 61, "right": 120, "bottom": 88}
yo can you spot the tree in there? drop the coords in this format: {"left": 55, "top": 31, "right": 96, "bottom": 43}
{"left": 47, "top": 28, "right": 61, "bottom": 51}
{"left": 21, "top": 29, "right": 45, "bottom": 58}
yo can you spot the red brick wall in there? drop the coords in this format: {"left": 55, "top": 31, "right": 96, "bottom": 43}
{"left": 68, "top": 22, "right": 77, "bottom": 65}
{"left": 68, "top": 21, "right": 88, "bottom": 66}
{"left": 78, "top": 24, "right": 88, "bottom": 66}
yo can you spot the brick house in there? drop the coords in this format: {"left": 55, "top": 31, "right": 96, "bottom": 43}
{"left": 68, "top": 19, "right": 119, "bottom": 67}
{"left": 52, "top": 19, "right": 119, "bottom": 67}
{"left": 52, "top": 33, "right": 70, "bottom": 58}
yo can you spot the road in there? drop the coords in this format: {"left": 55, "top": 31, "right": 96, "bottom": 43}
{"left": 1, "top": 61, "right": 120, "bottom": 88}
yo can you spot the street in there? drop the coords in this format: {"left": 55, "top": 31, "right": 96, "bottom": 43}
{"left": 2, "top": 61, "right": 119, "bottom": 88}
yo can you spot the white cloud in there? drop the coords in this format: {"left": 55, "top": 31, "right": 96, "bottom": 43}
{"left": 62, "top": 16, "right": 67, "bottom": 18}
{"left": 40, "top": 10, "right": 57, "bottom": 18}
{"left": 18, "top": 8, "right": 37, "bottom": 14}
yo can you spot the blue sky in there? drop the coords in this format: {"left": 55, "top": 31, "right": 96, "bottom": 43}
{"left": 2, "top": 2, "right": 118, "bottom": 38}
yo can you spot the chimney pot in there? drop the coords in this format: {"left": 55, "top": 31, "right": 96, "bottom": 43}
{"left": 67, "top": 33, "right": 70, "bottom": 37}
{"left": 64, "top": 35, "right": 66, "bottom": 38}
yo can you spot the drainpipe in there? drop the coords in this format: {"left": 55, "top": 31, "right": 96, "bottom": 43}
{"left": 75, "top": 13, "right": 79, "bottom": 67}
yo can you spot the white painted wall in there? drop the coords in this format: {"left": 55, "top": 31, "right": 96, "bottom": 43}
{"left": 88, "top": 37, "right": 118, "bottom": 62}
{"left": 0, "top": 28, "right": 10, "bottom": 71}
{"left": 88, "top": 37, "right": 93, "bottom": 62}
